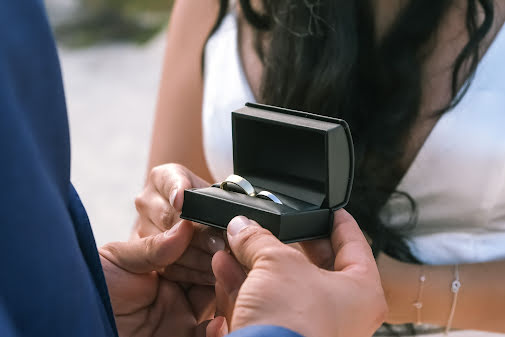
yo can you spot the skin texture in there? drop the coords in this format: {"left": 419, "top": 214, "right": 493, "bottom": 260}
{"left": 299, "top": 236, "right": 505, "bottom": 332}
{"left": 134, "top": 164, "right": 225, "bottom": 285}
{"left": 132, "top": 164, "right": 388, "bottom": 337}
{"left": 133, "top": 164, "right": 225, "bottom": 326}
{"left": 146, "top": 0, "right": 217, "bottom": 182}
{"left": 142, "top": 0, "right": 505, "bottom": 333}
{"left": 110, "top": 201, "right": 387, "bottom": 337}
{"left": 377, "top": 254, "right": 505, "bottom": 332}
{"left": 135, "top": 161, "right": 505, "bottom": 333}
{"left": 206, "top": 211, "right": 388, "bottom": 337}
{"left": 100, "top": 221, "right": 212, "bottom": 337}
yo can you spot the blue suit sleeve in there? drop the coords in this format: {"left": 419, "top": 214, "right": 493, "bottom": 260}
{"left": 0, "top": 303, "right": 16, "bottom": 337}
{"left": 228, "top": 325, "right": 304, "bottom": 337}
{"left": 0, "top": 2, "right": 116, "bottom": 336}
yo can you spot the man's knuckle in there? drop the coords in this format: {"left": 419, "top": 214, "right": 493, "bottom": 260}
{"left": 99, "top": 243, "right": 120, "bottom": 261}
{"left": 264, "top": 246, "right": 304, "bottom": 266}
{"left": 281, "top": 247, "right": 306, "bottom": 261}
{"left": 258, "top": 247, "right": 285, "bottom": 263}
{"left": 236, "top": 226, "right": 264, "bottom": 248}
{"left": 143, "top": 237, "right": 161, "bottom": 269}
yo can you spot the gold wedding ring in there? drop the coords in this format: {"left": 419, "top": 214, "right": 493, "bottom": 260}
{"left": 220, "top": 174, "right": 256, "bottom": 197}
{"left": 256, "top": 190, "right": 283, "bottom": 205}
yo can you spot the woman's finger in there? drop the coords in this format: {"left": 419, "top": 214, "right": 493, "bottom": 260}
{"left": 136, "top": 186, "right": 180, "bottom": 232}
{"left": 133, "top": 217, "right": 163, "bottom": 238}
{"left": 149, "top": 193, "right": 180, "bottom": 231}
{"left": 135, "top": 164, "right": 209, "bottom": 236}
{"left": 150, "top": 163, "right": 209, "bottom": 212}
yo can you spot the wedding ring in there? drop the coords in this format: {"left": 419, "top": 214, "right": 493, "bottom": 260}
{"left": 220, "top": 174, "right": 256, "bottom": 197}
{"left": 256, "top": 190, "right": 283, "bottom": 205}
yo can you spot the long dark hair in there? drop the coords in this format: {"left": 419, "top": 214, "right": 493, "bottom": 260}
{"left": 209, "top": 0, "right": 495, "bottom": 263}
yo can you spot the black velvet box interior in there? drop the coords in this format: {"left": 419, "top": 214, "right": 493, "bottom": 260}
{"left": 181, "top": 103, "right": 354, "bottom": 242}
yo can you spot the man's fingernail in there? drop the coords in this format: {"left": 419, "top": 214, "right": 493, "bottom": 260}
{"left": 228, "top": 216, "right": 254, "bottom": 236}
{"left": 208, "top": 235, "right": 225, "bottom": 254}
{"left": 164, "top": 220, "right": 182, "bottom": 238}
{"left": 169, "top": 187, "right": 178, "bottom": 208}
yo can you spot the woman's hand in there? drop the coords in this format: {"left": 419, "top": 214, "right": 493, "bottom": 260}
{"left": 207, "top": 210, "right": 388, "bottom": 337}
{"left": 375, "top": 253, "right": 420, "bottom": 325}
{"left": 133, "top": 163, "right": 225, "bottom": 285}
{"left": 100, "top": 221, "right": 212, "bottom": 337}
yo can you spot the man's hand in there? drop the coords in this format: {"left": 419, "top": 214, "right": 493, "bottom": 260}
{"left": 133, "top": 163, "right": 225, "bottom": 285}
{"left": 133, "top": 163, "right": 226, "bottom": 325}
{"left": 100, "top": 220, "right": 212, "bottom": 337}
{"left": 207, "top": 210, "right": 388, "bottom": 337}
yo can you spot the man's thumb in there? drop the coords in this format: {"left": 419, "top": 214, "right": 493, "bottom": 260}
{"left": 99, "top": 220, "right": 194, "bottom": 273}
{"left": 226, "top": 216, "right": 285, "bottom": 269}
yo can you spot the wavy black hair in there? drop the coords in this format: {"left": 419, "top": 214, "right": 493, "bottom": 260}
{"left": 209, "top": 0, "right": 495, "bottom": 263}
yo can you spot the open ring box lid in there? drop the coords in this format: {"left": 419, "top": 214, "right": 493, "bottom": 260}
{"left": 181, "top": 103, "right": 354, "bottom": 242}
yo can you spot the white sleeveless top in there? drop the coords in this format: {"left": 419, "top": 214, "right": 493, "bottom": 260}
{"left": 202, "top": 11, "right": 505, "bottom": 266}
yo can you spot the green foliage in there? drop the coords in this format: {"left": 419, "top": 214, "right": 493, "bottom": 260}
{"left": 82, "top": 0, "right": 173, "bottom": 16}
{"left": 55, "top": 0, "right": 174, "bottom": 47}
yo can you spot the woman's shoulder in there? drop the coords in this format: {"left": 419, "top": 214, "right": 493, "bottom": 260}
{"left": 166, "top": 0, "right": 221, "bottom": 64}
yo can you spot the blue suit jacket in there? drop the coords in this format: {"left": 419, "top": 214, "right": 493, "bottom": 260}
{"left": 0, "top": 1, "right": 302, "bottom": 337}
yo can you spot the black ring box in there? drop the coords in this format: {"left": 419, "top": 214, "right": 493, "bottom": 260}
{"left": 181, "top": 103, "right": 354, "bottom": 242}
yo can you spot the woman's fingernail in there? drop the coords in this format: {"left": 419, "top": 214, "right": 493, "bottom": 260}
{"left": 169, "top": 187, "right": 178, "bottom": 208}
{"left": 164, "top": 220, "right": 182, "bottom": 238}
{"left": 228, "top": 216, "right": 253, "bottom": 236}
{"left": 208, "top": 235, "right": 226, "bottom": 254}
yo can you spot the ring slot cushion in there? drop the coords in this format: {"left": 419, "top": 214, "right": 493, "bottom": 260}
{"left": 181, "top": 103, "right": 354, "bottom": 242}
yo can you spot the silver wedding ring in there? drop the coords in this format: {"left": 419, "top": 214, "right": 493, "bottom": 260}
{"left": 220, "top": 174, "right": 257, "bottom": 197}
{"left": 219, "top": 174, "right": 283, "bottom": 205}
{"left": 256, "top": 190, "right": 283, "bottom": 205}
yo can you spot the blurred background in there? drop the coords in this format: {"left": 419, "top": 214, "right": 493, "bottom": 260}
{"left": 45, "top": 0, "right": 173, "bottom": 246}
{"left": 41, "top": 3, "right": 505, "bottom": 336}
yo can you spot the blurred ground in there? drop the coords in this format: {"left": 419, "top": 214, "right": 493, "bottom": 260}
{"left": 59, "top": 34, "right": 165, "bottom": 246}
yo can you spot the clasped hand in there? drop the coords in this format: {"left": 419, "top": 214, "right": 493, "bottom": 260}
{"left": 99, "top": 164, "right": 387, "bottom": 337}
